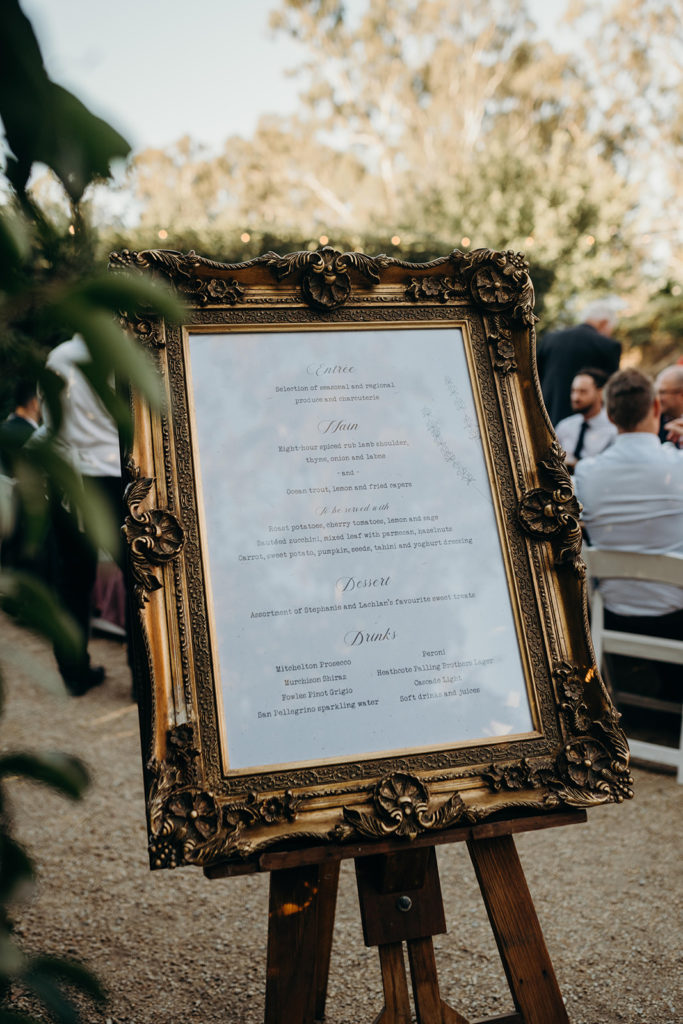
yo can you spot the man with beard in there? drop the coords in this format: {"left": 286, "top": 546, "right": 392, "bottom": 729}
{"left": 554, "top": 367, "right": 617, "bottom": 472}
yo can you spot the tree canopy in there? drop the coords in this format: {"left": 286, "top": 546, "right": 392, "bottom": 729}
{"left": 112, "top": 0, "right": 682, "bottom": 334}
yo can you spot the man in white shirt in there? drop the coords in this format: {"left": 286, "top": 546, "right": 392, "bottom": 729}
{"left": 554, "top": 367, "right": 616, "bottom": 472}
{"left": 574, "top": 368, "right": 683, "bottom": 693}
{"left": 42, "top": 335, "right": 123, "bottom": 696}
{"left": 43, "top": 336, "right": 122, "bottom": 480}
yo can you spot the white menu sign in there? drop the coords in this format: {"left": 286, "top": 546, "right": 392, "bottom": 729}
{"left": 188, "top": 328, "right": 534, "bottom": 770}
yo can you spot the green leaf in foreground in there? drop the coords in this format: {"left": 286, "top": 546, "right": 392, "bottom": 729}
{"left": 0, "top": 836, "right": 33, "bottom": 906}
{"left": 21, "top": 443, "right": 119, "bottom": 556}
{"left": 43, "top": 303, "right": 163, "bottom": 411}
{"left": 0, "top": 753, "right": 88, "bottom": 801}
{"left": 0, "top": 0, "right": 129, "bottom": 201}
{"left": 71, "top": 272, "right": 184, "bottom": 324}
{"left": 26, "top": 958, "right": 105, "bottom": 1003}
{"left": 0, "top": 572, "right": 81, "bottom": 660}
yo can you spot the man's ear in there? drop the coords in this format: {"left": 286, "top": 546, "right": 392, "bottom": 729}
{"left": 653, "top": 395, "right": 661, "bottom": 422}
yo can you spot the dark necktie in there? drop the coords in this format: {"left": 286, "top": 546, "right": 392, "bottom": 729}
{"left": 574, "top": 419, "right": 589, "bottom": 459}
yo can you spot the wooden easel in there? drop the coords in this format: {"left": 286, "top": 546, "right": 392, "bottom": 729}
{"left": 205, "top": 809, "right": 586, "bottom": 1024}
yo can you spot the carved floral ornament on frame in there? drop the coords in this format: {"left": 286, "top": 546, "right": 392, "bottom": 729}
{"left": 111, "top": 245, "right": 633, "bottom": 870}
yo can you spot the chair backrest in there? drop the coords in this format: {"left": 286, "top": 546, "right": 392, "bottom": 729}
{"left": 583, "top": 547, "right": 683, "bottom": 589}
{"left": 584, "top": 547, "right": 683, "bottom": 665}
{"left": 583, "top": 546, "right": 683, "bottom": 782}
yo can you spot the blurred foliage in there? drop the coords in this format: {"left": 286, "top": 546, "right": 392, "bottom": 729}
{"left": 0, "top": 2, "right": 180, "bottom": 1020}
{"left": 617, "top": 286, "right": 683, "bottom": 371}
{"left": 0, "top": 710, "right": 107, "bottom": 1023}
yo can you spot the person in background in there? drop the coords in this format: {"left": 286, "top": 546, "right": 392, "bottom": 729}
{"left": 40, "top": 335, "right": 123, "bottom": 696}
{"left": 663, "top": 416, "right": 683, "bottom": 444}
{"left": 0, "top": 380, "right": 43, "bottom": 572}
{"left": 536, "top": 297, "right": 623, "bottom": 425}
{"left": 0, "top": 380, "right": 41, "bottom": 475}
{"left": 655, "top": 364, "right": 683, "bottom": 448}
{"left": 574, "top": 368, "right": 683, "bottom": 695}
{"left": 554, "top": 367, "right": 616, "bottom": 472}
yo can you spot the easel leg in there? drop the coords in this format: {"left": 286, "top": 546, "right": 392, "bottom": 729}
{"left": 374, "top": 942, "right": 412, "bottom": 1024}
{"left": 314, "top": 860, "right": 341, "bottom": 1021}
{"left": 357, "top": 847, "right": 467, "bottom": 1024}
{"left": 407, "top": 936, "right": 470, "bottom": 1024}
{"left": 266, "top": 861, "right": 339, "bottom": 1024}
{"left": 467, "top": 834, "right": 569, "bottom": 1024}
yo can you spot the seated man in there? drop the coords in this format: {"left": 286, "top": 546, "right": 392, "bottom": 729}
{"left": 575, "top": 368, "right": 683, "bottom": 695}
{"left": 554, "top": 367, "right": 616, "bottom": 471}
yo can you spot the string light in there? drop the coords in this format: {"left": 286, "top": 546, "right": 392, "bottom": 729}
{"left": 241, "top": 232, "right": 251, "bottom": 243}
{"left": 158, "top": 229, "right": 168, "bottom": 240}
{"left": 461, "top": 237, "right": 471, "bottom": 248}
{"left": 319, "top": 235, "right": 329, "bottom": 245}
{"left": 391, "top": 235, "right": 401, "bottom": 245}
{"left": 525, "top": 236, "right": 535, "bottom": 247}
{"left": 68, "top": 224, "right": 75, "bottom": 236}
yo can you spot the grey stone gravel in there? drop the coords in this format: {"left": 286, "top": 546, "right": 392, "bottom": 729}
{"left": 2, "top": 616, "right": 681, "bottom": 1023}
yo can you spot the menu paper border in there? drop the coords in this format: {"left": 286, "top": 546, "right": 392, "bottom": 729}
{"left": 187, "top": 324, "right": 536, "bottom": 773}
{"left": 115, "top": 245, "right": 633, "bottom": 870}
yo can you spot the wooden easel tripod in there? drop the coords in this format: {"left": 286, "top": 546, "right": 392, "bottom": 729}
{"left": 205, "top": 809, "right": 585, "bottom": 1024}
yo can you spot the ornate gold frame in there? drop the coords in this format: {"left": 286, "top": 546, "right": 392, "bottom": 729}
{"left": 110, "top": 245, "right": 633, "bottom": 871}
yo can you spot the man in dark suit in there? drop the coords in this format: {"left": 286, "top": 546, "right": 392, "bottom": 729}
{"left": 536, "top": 299, "right": 623, "bottom": 425}
{"left": 0, "top": 380, "right": 42, "bottom": 571}
{"left": 0, "top": 380, "right": 41, "bottom": 475}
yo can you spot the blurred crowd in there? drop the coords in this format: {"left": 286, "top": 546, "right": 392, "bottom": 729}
{"left": 538, "top": 302, "right": 683, "bottom": 710}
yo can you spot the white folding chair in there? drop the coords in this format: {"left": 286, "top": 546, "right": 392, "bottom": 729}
{"left": 583, "top": 547, "right": 683, "bottom": 782}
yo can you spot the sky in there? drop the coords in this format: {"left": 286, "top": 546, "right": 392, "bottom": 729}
{"left": 22, "top": 0, "right": 570, "bottom": 155}
{"left": 22, "top": 0, "right": 314, "bottom": 152}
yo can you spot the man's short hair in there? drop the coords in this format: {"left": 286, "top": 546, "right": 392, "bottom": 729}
{"left": 581, "top": 296, "right": 623, "bottom": 331}
{"left": 656, "top": 365, "right": 683, "bottom": 389}
{"left": 575, "top": 366, "right": 610, "bottom": 389}
{"left": 605, "top": 369, "right": 654, "bottom": 431}
{"left": 13, "top": 379, "right": 37, "bottom": 408}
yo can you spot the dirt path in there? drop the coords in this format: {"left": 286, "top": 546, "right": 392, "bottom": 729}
{"left": 2, "top": 614, "right": 681, "bottom": 1023}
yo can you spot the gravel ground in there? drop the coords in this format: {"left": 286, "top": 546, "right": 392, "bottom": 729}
{"left": 2, "top": 614, "right": 682, "bottom": 1024}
